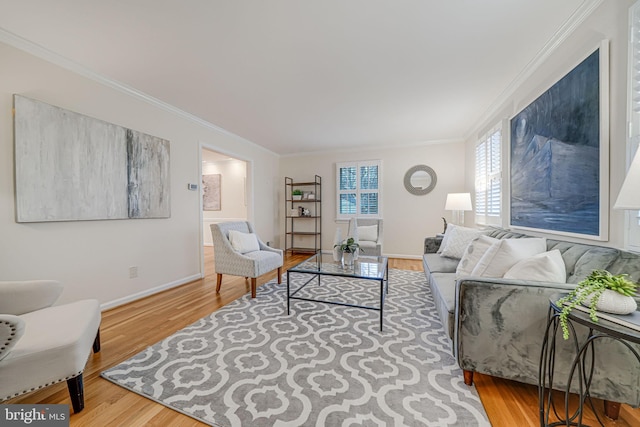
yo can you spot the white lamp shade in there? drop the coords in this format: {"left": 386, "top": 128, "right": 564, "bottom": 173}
{"left": 445, "top": 193, "right": 472, "bottom": 211}
{"left": 614, "top": 149, "right": 640, "bottom": 210}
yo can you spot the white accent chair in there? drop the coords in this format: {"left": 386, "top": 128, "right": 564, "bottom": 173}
{"left": 348, "top": 218, "right": 383, "bottom": 256}
{"left": 210, "top": 221, "right": 283, "bottom": 298}
{"left": 0, "top": 280, "right": 101, "bottom": 413}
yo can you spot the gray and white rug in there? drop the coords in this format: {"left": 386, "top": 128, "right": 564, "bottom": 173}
{"left": 101, "top": 269, "right": 490, "bottom": 426}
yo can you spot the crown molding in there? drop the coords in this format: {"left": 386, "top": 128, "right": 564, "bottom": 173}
{"left": 0, "top": 27, "right": 278, "bottom": 157}
{"left": 280, "top": 137, "right": 465, "bottom": 159}
{"left": 465, "top": 0, "right": 605, "bottom": 141}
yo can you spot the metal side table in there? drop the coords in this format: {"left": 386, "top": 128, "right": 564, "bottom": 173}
{"left": 539, "top": 293, "right": 640, "bottom": 426}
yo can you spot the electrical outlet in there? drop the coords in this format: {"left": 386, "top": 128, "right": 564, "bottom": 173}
{"left": 129, "top": 266, "right": 138, "bottom": 279}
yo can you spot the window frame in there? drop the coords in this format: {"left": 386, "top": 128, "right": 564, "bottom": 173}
{"left": 335, "top": 160, "right": 382, "bottom": 220}
{"left": 475, "top": 124, "right": 502, "bottom": 226}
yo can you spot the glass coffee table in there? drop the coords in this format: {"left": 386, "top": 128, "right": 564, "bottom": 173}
{"left": 286, "top": 252, "right": 389, "bottom": 330}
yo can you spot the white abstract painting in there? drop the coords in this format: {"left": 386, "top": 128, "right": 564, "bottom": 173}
{"left": 202, "top": 174, "right": 221, "bottom": 211}
{"left": 127, "top": 129, "right": 171, "bottom": 218}
{"left": 14, "top": 95, "right": 170, "bottom": 222}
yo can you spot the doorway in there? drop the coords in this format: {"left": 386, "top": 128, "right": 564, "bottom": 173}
{"left": 200, "top": 146, "right": 249, "bottom": 277}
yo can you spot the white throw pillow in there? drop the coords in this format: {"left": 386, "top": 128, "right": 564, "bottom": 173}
{"left": 503, "top": 249, "right": 566, "bottom": 282}
{"left": 471, "top": 237, "right": 547, "bottom": 278}
{"left": 358, "top": 225, "right": 378, "bottom": 242}
{"left": 455, "top": 235, "right": 499, "bottom": 278}
{"left": 228, "top": 230, "right": 260, "bottom": 254}
{"left": 439, "top": 225, "right": 484, "bottom": 259}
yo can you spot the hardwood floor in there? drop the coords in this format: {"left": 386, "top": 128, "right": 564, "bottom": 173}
{"left": 7, "top": 249, "right": 639, "bottom": 426}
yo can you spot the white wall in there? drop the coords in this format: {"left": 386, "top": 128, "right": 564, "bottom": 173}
{"left": 0, "top": 41, "right": 280, "bottom": 308}
{"left": 465, "top": 0, "right": 635, "bottom": 249}
{"left": 202, "top": 157, "right": 247, "bottom": 245}
{"left": 280, "top": 142, "right": 466, "bottom": 258}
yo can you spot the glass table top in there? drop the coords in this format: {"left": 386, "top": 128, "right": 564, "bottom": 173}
{"left": 288, "top": 252, "right": 388, "bottom": 280}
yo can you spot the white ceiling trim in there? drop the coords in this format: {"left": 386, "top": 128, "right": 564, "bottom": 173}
{"left": 465, "top": 0, "right": 604, "bottom": 141}
{"left": 281, "top": 138, "right": 465, "bottom": 159}
{"left": 0, "top": 27, "right": 278, "bottom": 157}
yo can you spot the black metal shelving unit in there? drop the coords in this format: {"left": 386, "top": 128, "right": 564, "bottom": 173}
{"left": 285, "top": 175, "right": 321, "bottom": 254}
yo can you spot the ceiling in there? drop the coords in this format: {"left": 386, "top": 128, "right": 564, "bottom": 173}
{"left": 0, "top": 0, "right": 592, "bottom": 155}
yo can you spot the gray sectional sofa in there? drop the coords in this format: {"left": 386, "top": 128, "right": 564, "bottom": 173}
{"left": 423, "top": 226, "right": 640, "bottom": 416}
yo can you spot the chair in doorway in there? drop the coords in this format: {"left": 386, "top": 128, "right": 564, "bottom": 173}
{"left": 0, "top": 280, "right": 101, "bottom": 413}
{"left": 347, "top": 218, "right": 383, "bottom": 256}
{"left": 210, "top": 221, "right": 283, "bottom": 298}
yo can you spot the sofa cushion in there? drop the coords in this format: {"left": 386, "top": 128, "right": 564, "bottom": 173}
{"left": 428, "top": 272, "right": 457, "bottom": 339}
{"left": 423, "top": 253, "right": 459, "bottom": 274}
{"left": 456, "top": 235, "right": 499, "bottom": 279}
{"left": 471, "top": 238, "right": 547, "bottom": 278}
{"left": 546, "top": 240, "right": 620, "bottom": 284}
{"left": 503, "top": 249, "right": 566, "bottom": 282}
{"left": 482, "top": 226, "right": 529, "bottom": 240}
{"left": 439, "top": 225, "right": 484, "bottom": 259}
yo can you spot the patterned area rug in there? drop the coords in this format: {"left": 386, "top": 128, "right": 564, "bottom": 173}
{"left": 101, "top": 269, "right": 490, "bottom": 426}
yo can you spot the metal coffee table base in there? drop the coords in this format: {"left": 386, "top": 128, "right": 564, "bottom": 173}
{"left": 287, "top": 270, "right": 389, "bottom": 331}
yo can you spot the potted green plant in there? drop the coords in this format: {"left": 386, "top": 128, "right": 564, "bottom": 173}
{"left": 334, "top": 237, "right": 363, "bottom": 266}
{"left": 557, "top": 269, "right": 638, "bottom": 339}
{"left": 292, "top": 189, "right": 303, "bottom": 200}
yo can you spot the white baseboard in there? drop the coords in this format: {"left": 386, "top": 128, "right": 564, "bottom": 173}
{"left": 100, "top": 273, "right": 203, "bottom": 311}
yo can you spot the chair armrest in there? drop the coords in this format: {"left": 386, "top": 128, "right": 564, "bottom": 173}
{"left": 424, "top": 236, "right": 443, "bottom": 254}
{"left": 0, "top": 280, "right": 63, "bottom": 315}
{"left": 258, "top": 239, "right": 283, "bottom": 256}
{"left": 0, "top": 314, "right": 26, "bottom": 361}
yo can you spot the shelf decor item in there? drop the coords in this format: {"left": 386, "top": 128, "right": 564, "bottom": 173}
{"left": 557, "top": 269, "right": 638, "bottom": 339}
{"left": 292, "top": 189, "right": 303, "bottom": 200}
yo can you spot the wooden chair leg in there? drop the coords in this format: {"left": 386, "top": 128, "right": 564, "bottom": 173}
{"left": 604, "top": 400, "right": 621, "bottom": 420}
{"left": 251, "top": 278, "right": 257, "bottom": 298}
{"left": 67, "top": 373, "right": 85, "bottom": 413}
{"left": 463, "top": 370, "right": 474, "bottom": 386}
{"left": 216, "top": 274, "right": 223, "bottom": 293}
{"left": 277, "top": 267, "right": 282, "bottom": 284}
{"left": 92, "top": 330, "right": 101, "bottom": 353}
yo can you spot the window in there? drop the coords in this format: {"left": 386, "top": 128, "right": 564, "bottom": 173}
{"left": 336, "top": 160, "right": 381, "bottom": 219}
{"left": 475, "top": 125, "right": 502, "bottom": 225}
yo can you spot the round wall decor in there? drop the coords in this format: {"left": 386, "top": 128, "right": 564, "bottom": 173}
{"left": 404, "top": 165, "right": 437, "bottom": 195}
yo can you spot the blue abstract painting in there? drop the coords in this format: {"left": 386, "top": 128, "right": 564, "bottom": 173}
{"left": 510, "top": 49, "right": 602, "bottom": 237}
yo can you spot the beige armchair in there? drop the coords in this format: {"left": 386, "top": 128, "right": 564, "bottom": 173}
{"left": 347, "top": 218, "right": 383, "bottom": 256}
{"left": 0, "top": 280, "right": 101, "bottom": 413}
{"left": 210, "top": 221, "right": 283, "bottom": 298}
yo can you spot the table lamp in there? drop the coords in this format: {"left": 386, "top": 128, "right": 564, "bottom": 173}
{"left": 445, "top": 192, "right": 472, "bottom": 225}
{"left": 614, "top": 149, "right": 640, "bottom": 222}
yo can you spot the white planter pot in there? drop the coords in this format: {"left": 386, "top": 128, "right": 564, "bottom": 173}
{"left": 293, "top": 195, "right": 302, "bottom": 200}
{"left": 581, "top": 289, "right": 637, "bottom": 315}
